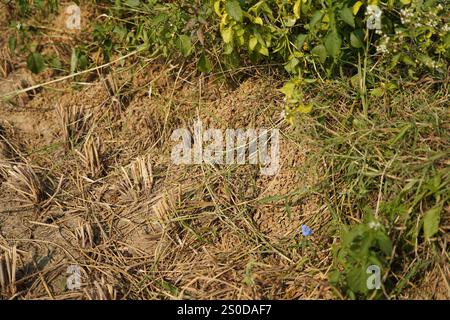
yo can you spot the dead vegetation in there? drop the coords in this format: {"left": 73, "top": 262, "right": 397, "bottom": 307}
{"left": 0, "top": 61, "right": 339, "bottom": 299}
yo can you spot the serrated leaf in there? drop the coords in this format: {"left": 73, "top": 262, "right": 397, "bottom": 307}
{"left": 324, "top": 31, "right": 341, "bottom": 58}
{"left": 423, "top": 206, "right": 441, "bottom": 239}
{"left": 347, "top": 266, "right": 368, "bottom": 293}
{"left": 224, "top": 43, "right": 234, "bottom": 55}
{"left": 27, "top": 52, "right": 46, "bottom": 74}
{"left": 225, "top": 0, "right": 243, "bottom": 22}
{"left": 340, "top": 7, "right": 355, "bottom": 28}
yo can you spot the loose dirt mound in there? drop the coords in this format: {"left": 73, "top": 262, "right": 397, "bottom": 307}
{"left": 0, "top": 50, "right": 336, "bottom": 299}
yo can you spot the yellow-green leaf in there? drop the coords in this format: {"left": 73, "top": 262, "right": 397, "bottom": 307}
{"left": 249, "top": 36, "right": 258, "bottom": 51}
{"left": 352, "top": 1, "right": 363, "bottom": 15}
{"left": 294, "top": 0, "right": 302, "bottom": 19}
{"left": 258, "top": 45, "right": 269, "bottom": 56}
{"left": 221, "top": 27, "right": 233, "bottom": 43}
{"left": 423, "top": 206, "right": 441, "bottom": 240}
{"left": 253, "top": 16, "right": 263, "bottom": 25}
{"left": 296, "top": 103, "right": 313, "bottom": 113}
{"left": 214, "top": 0, "right": 222, "bottom": 16}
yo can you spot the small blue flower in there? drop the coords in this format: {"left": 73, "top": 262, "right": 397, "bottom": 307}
{"left": 301, "top": 224, "right": 313, "bottom": 237}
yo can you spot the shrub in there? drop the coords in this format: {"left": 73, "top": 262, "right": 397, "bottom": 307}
{"left": 214, "top": 0, "right": 449, "bottom": 78}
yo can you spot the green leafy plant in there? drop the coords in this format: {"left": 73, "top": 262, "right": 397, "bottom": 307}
{"left": 7, "top": 0, "right": 60, "bottom": 74}
{"left": 329, "top": 213, "right": 392, "bottom": 298}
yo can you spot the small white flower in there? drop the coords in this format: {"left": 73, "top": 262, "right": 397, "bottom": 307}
{"left": 368, "top": 221, "right": 382, "bottom": 230}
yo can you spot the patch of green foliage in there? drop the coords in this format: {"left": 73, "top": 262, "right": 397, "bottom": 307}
{"left": 214, "top": 0, "right": 449, "bottom": 78}
{"left": 299, "top": 79, "right": 449, "bottom": 298}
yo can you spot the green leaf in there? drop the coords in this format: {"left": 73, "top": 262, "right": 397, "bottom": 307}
{"left": 8, "top": 37, "right": 17, "bottom": 52}
{"left": 376, "top": 232, "right": 392, "bottom": 256}
{"left": 70, "top": 49, "right": 78, "bottom": 74}
{"left": 224, "top": 43, "right": 234, "bottom": 55}
{"left": 324, "top": 31, "right": 342, "bottom": 59}
{"left": 27, "top": 52, "right": 45, "bottom": 74}
{"left": 296, "top": 34, "right": 308, "bottom": 50}
{"left": 225, "top": 0, "right": 243, "bottom": 23}
{"left": 221, "top": 27, "right": 233, "bottom": 43}
{"left": 311, "top": 44, "right": 327, "bottom": 63}
{"left": 249, "top": 35, "right": 258, "bottom": 51}
{"left": 253, "top": 16, "right": 263, "bottom": 25}
{"left": 197, "top": 53, "right": 212, "bottom": 73}
{"left": 340, "top": 7, "right": 355, "bottom": 28}
{"left": 279, "top": 81, "right": 296, "bottom": 97}
{"left": 125, "top": 0, "right": 140, "bottom": 7}
{"left": 284, "top": 57, "right": 299, "bottom": 73}
{"left": 347, "top": 266, "right": 368, "bottom": 294}
{"left": 284, "top": 15, "right": 297, "bottom": 27}
{"left": 423, "top": 206, "right": 441, "bottom": 239}
{"left": 370, "top": 87, "right": 384, "bottom": 97}
{"left": 176, "top": 35, "right": 192, "bottom": 57}
{"left": 402, "top": 55, "right": 416, "bottom": 66}
{"left": 296, "top": 103, "right": 313, "bottom": 113}
{"left": 258, "top": 45, "right": 269, "bottom": 56}
{"left": 328, "top": 270, "right": 341, "bottom": 285}
{"left": 309, "top": 10, "right": 323, "bottom": 29}
{"left": 350, "top": 29, "right": 364, "bottom": 48}
{"left": 48, "top": 56, "right": 62, "bottom": 70}
{"left": 78, "top": 54, "right": 88, "bottom": 70}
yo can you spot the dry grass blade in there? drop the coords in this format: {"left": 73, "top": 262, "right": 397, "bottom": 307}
{"left": 84, "top": 277, "right": 118, "bottom": 300}
{"left": 151, "top": 189, "right": 178, "bottom": 223}
{"left": 0, "top": 246, "right": 17, "bottom": 297}
{"left": 6, "top": 164, "right": 46, "bottom": 205}
{"left": 57, "top": 104, "right": 91, "bottom": 149}
{"left": 0, "top": 47, "right": 13, "bottom": 78}
{"left": 75, "top": 221, "right": 96, "bottom": 249}
{"left": 76, "top": 136, "right": 103, "bottom": 179}
{"left": 118, "top": 155, "right": 153, "bottom": 198}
